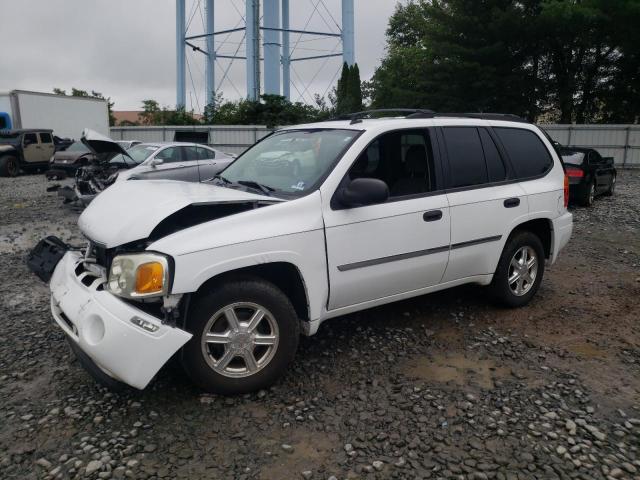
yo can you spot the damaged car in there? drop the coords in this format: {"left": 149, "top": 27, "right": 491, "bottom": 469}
{"left": 54, "top": 129, "right": 235, "bottom": 205}
{"left": 28, "top": 111, "right": 573, "bottom": 394}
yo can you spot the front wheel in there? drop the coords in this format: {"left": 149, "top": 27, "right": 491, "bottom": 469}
{"left": 604, "top": 173, "right": 616, "bottom": 196}
{"left": 181, "top": 279, "right": 300, "bottom": 394}
{"left": 490, "top": 231, "right": 545, "bottom": 308}
{"left": 0, "top": 155, "right": 19, "bottom": 177}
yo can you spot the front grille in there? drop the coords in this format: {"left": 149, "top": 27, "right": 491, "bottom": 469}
{"left": 87, "top": 241, "right": 111, "bottom": 270}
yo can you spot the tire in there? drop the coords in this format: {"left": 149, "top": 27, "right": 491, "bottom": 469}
{"left": 0, "top": 155, "right": 19, "bottom": 177}
{"left": 490, "top": 231, "right": 545, "bottom": 308}
{"left": 581, "top": 180, "right": 595, "bottom": 207}
{"left": 604, "top": 173, "right": 616, "bottom": 196}
{"left": 181, "top": 278, "right": 300, "bottom": 394}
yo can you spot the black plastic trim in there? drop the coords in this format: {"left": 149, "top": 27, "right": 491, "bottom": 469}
{"left": 337, "top": 235, "right": 502, "bottom": 272}
{"left": 451, "top": 235, "right": 502, "bottom": 250}
{"left": 337, "top": 245, "right": 450, "bottom": 272}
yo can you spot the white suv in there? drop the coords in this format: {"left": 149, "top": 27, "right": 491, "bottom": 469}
{"left": 40, "top": 111, "right": 573, "bottom": 394}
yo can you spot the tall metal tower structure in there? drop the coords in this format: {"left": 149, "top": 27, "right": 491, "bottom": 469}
{"left": 175, "top": 0, "right": 355, "bottom": 108}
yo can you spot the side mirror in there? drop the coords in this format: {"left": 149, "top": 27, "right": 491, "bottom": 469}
{"left": 337, "top": 178, "right": 389, "bottom": 208}
{"left": 149, "top": 158, "right": 164, "bottom": 168}
{"left": 603, "top": 156, "right": 614, "bottom": 166}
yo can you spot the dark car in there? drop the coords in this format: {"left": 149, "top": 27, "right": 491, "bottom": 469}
{"left": 560, "top": 147, "right": 616, "bottom": 206}
{"left": 48, "top": 141, "right": 104, "bottom": 176}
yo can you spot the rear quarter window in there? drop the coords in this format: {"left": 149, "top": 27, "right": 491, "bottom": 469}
{"left": 494, "top": 127, "right": 553, "bottom": 179}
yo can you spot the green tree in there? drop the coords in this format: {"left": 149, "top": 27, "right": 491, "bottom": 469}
{"left": 370, "top": 0, "right": 535, "bottom": 118}
{"left": 369, "top": 0, "right": 640, "bottom": 123}
{"left": 203, "top": 94, "right": 327, "bottom": 128}
{"left": 336, "top": 63, "right": 364, "bottom": 114}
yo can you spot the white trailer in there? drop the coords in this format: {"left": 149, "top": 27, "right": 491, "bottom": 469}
{"left": 0, "top": 90, "right": 109, "bottom": 139}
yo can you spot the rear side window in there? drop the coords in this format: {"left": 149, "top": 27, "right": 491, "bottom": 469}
{"left": 23, "top": 133, "right": 37, "bottom": 145}
{"left": 197, "top": 146, "right": 215, "bottom": 159}
{"left": 478, "top": 128, "right": 506, "bottom": 182}
{"left": 39, "top": 132, "right": 53, "bottom": 143}
{"left": 494, "top": 128, "right": 552, "bottom": 179}
{"left": 442, "top": 127, "right": 487, "bottom": 188}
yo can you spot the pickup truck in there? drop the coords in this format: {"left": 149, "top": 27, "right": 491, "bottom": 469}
{"left": 0, "top": 129, "right": 55, "bottom": 176}
{"left": 29, "top": 111, "right": 573, "bottom": 394}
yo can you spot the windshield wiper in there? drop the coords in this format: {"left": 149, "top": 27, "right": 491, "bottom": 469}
{"left": 237, "top": 180, "right": 275, "bottom": 196}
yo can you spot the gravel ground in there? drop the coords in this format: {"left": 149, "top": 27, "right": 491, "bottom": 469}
{"left": 1, "top": 172, "right": 639, "bottom": 480}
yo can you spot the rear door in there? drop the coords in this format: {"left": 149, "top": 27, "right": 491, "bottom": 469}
{"left": 38, "top": 132, "right": 55, "bottom": 160}
{"left": 324, "top": 128, "right": 451, "bottom": 310}
{"left": 196, "top": 146, "right": 227, "bottom": 180}
{"left": 440, "top": 126, "right": 529, "bottom": 282}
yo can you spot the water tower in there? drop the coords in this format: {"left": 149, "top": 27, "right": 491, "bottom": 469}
{"left": 175, "top": 0, "right": 355, "bottom": 107}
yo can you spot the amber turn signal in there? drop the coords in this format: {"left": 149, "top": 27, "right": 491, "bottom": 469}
{"left": 135, "top": 262, "right": 165, "bottom": 294}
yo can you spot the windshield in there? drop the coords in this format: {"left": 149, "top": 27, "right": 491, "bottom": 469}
{"left": 0, "top": 132, "right": 20, "bottom": 145}
{"left": 219, "top": 129, "right": 359, "bottom": 196}
{"left": 110, "top": 144, "right": 158, "bottom": 165}
{"left": 561, "top": 151, "right": 585, "bottom": 166}
{"left": 66, "top": 141, "right": 90, "bottom": 153}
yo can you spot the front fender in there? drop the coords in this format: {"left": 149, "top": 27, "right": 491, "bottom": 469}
{"left": 167, "top": 229, "right": 328, "bottom": 322}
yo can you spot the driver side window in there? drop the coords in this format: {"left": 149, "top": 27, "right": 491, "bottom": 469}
{"left": 347, "top": 129, "right": 435, "bottom": 198}
{"left": 155, "top": 147, "right": 181, "bottom": 163}
{"left": 23, "top": 133, "right": 37, "bottom": 146}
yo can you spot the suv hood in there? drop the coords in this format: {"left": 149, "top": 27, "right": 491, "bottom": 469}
{"left": 81, "top": 128, "right": 130, "bottom": 157}
{"left": 78, "top": 180, "right": 281, "bottom": 248}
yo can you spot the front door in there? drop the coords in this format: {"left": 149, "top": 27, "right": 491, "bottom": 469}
{"left": 138, "top": 146, "right": 200, "bottom": 182}
{"left": 22, "top": 132, "right": 40, "bottom": 163}
{"left": 324, "top": 128, "right": 451, "bottom": 310}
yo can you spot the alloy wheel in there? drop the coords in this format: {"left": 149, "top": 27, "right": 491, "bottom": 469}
{"left": 508, "top": 246, "right": 538, "bottom": 296}
{"left": 200, "top": 302, "right": 279, "bottom": 378}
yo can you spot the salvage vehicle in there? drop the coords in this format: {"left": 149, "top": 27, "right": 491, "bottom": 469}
{"left": 48, "top": 141, "right": 106, "bottom": 176}
{"left": 55, "top": 130, "right": 235, "bottom": 205}
{"left": 116, "top": 140, "right": 142, "bottom": 150}
{"left": 0, "top": 129, "right": 55, "bottom": 176}
{"left": 560, "top": 147, "right": 616, "bottom": 206}
{"left": 29, "top": 110, "right": 573, "bottom": 394}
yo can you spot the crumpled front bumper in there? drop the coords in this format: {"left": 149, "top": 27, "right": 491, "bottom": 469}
{"left": 50, "top": 251, "right": 192, "bottom": 389}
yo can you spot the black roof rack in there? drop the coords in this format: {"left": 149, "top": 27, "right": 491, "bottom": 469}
{"left": 329, "top": 109, "right": 528, "bottom": 124}
{"left": 330, "top": 109, "right": 436, "bottom": 124}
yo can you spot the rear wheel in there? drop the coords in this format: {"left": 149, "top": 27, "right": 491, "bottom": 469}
{"left": 181, "top": 278, "right": 300, "bottom": 394}
{"left": 0, "top": 155, "right": 19, "bottom": 177}
{"left": 490, "top": 231, "right": 545, "bottom": 308}
{"left": 581, "top": 180, "right": 595, "bottom": 207}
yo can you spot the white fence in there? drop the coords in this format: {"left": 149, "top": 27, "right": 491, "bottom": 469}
{"left": 109, "top": 125, "right": 273, "bottom": 156}
{"left": 110, "top": 124, "right": 640, "bottom": 166}
{"left": 541, "top": 124, "right": 640, "bottom": 167}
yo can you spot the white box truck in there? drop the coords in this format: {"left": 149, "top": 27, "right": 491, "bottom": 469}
{"left": 0, "top": 90, "right": 109, "bottom": 139}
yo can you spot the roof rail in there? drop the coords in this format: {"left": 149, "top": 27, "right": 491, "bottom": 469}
{"left": 407, "top": 112, "right": 528, "bottom": 122}
{"left": 331, "top": 109, "right": 436, "bottom": 124}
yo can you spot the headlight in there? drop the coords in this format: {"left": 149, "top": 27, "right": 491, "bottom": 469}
{"left": 107, "top": 253, "right": 170, "bottom": 299}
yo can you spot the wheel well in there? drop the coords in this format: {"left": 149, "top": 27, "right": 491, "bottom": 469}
{"left": 511, "top": 219, "right": 552, "bottom": 258}
{"left": 194, "top": 263, "right": 310, "bottom": 321}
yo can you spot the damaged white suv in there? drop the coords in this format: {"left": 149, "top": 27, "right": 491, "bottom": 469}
{"left": 30, "top": 111, "right": 573, "bottom": 394}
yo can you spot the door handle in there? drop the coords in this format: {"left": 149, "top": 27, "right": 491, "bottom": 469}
{"left": 423, "top": 210, "right": 443, "bottom": 222}
{"left": 504, "top": 198, "right": 520, "bottom": 208}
